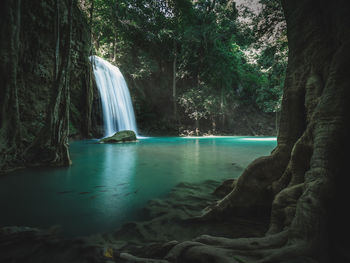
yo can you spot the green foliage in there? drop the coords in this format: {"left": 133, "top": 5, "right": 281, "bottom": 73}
{"left": 178, "top": 86, "right": 221, "bottom": 121}
{"left": 89, "top": 0, "right": 288, "bottom": 128}
{"left": 250, "top": 0, "right": 288, "bottom": 112}
{"left": 255, "top": 40, "right": 287, "bottom": 112}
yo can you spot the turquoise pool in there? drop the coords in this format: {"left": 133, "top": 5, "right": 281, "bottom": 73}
{"left": 0, "top": 137, "right": 276, "bottom": 237}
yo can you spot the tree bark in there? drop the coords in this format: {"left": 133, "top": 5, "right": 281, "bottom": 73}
{"left": 0, "top": 0, "right": 22, "bottom": 171}
{"left": 81, "top": 0, "right": 95, "bottom": 138}
{"left": 0, "top": 0, "right": 96, "bottom": 173}
{"left": 24, "top": 0, "right": 74, "bottom": 167}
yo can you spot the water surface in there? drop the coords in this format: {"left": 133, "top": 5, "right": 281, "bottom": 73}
{"left": 0, "top": 137, "right": 276, "bottom": 237}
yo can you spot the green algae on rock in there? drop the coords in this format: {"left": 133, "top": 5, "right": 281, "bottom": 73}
{"left": 99, "top": 130, "right": 137, "bottom": 144}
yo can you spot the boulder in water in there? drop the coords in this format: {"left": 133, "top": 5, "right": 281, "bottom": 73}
{"left": 99, "top": 130, "right": 137, "bottom": 143}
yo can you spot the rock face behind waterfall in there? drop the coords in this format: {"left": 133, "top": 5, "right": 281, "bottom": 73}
{"left": 99, "top": 130, "right": 137, "bottom": 143}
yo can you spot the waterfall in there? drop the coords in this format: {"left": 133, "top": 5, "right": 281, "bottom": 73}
{"left": 90, "top": 56, "right": 138, "bottom": 137}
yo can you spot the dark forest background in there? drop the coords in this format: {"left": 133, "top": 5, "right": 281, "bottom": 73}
{"left": 86, "top": 0, "right": 287, "bottom": 135}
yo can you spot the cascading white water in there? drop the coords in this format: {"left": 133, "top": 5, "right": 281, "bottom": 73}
{"left": 90, "top": 56, "right": 138, "bottom": 137}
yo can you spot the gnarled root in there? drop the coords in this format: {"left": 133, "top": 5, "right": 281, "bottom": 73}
{"left": 194, "top": 230, "right": 288, "bottom": 250}
{"left": 119, "top": 231, "right": 318, "bottom": 263}
{"left": 200, "top": 145, "right": 291, "bottom": 221}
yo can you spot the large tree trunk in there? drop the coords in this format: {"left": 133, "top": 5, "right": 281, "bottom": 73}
{"left": 24, "top": 0, "right": 74, "bottom": 167}
{"left": 0, "top": 0, "right": 22, "bottom": 171}
{"left": 119, "top": 0, "right": 350, "bottom": 262}
{"left": 0, "top": 0, "right": 96, "bottom": 173}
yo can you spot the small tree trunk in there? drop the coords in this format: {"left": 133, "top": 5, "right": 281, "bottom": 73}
{"left": 54, "top": 0, "right": 60, "bottom": 79}
{"left": 220, "top": 87, "right": 225, "bottom": 129}
{"left": 113, "top": 33, "right": 118, "bottom": 63}
{"left": 195, "top": 119, "right": 199, "bottom": 136}
{"left": 89, "top": 0, "right": 94, "bottom": 55}
{"left": 172, "top": 43, "right": 177, "bottom": 120}
{"left": 113, "top": 0, "right": 118, "bottom": 63}
{"left": 81, "top": 0, "right": 94, "bottom": 138}
{"left": 211, "top": 116, "right": 216, "bottom": 133}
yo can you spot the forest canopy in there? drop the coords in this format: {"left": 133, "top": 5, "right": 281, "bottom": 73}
{"left": 82, "top": 0, "right": 287, "bottom": 132}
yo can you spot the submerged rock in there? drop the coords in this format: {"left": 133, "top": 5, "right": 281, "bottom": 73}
{"left": 99, "top": 130, "right": 137, "bottom": 143}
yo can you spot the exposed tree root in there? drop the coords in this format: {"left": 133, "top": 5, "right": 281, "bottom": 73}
{"left": 119, "top": 253, "right": 169, "bottom": 263}
{"left": 267, "top": 183, "right": 304, "bottom": 235}
{"left": 200, "top": 147, "right": 291, "bottom": 221}
{"left": 193, "top": 230, "right": 288, "bottom": 249}
{"left": 118, "top": 232, "right": 317, "bottom": 263}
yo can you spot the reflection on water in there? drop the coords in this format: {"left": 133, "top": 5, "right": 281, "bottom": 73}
{"left": 0, "top": 137, "right": 276, "bottom": 237}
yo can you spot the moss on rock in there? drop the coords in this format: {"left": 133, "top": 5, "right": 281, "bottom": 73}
{"left": 99, "top": 130, "right": 137, "bottom": 144}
